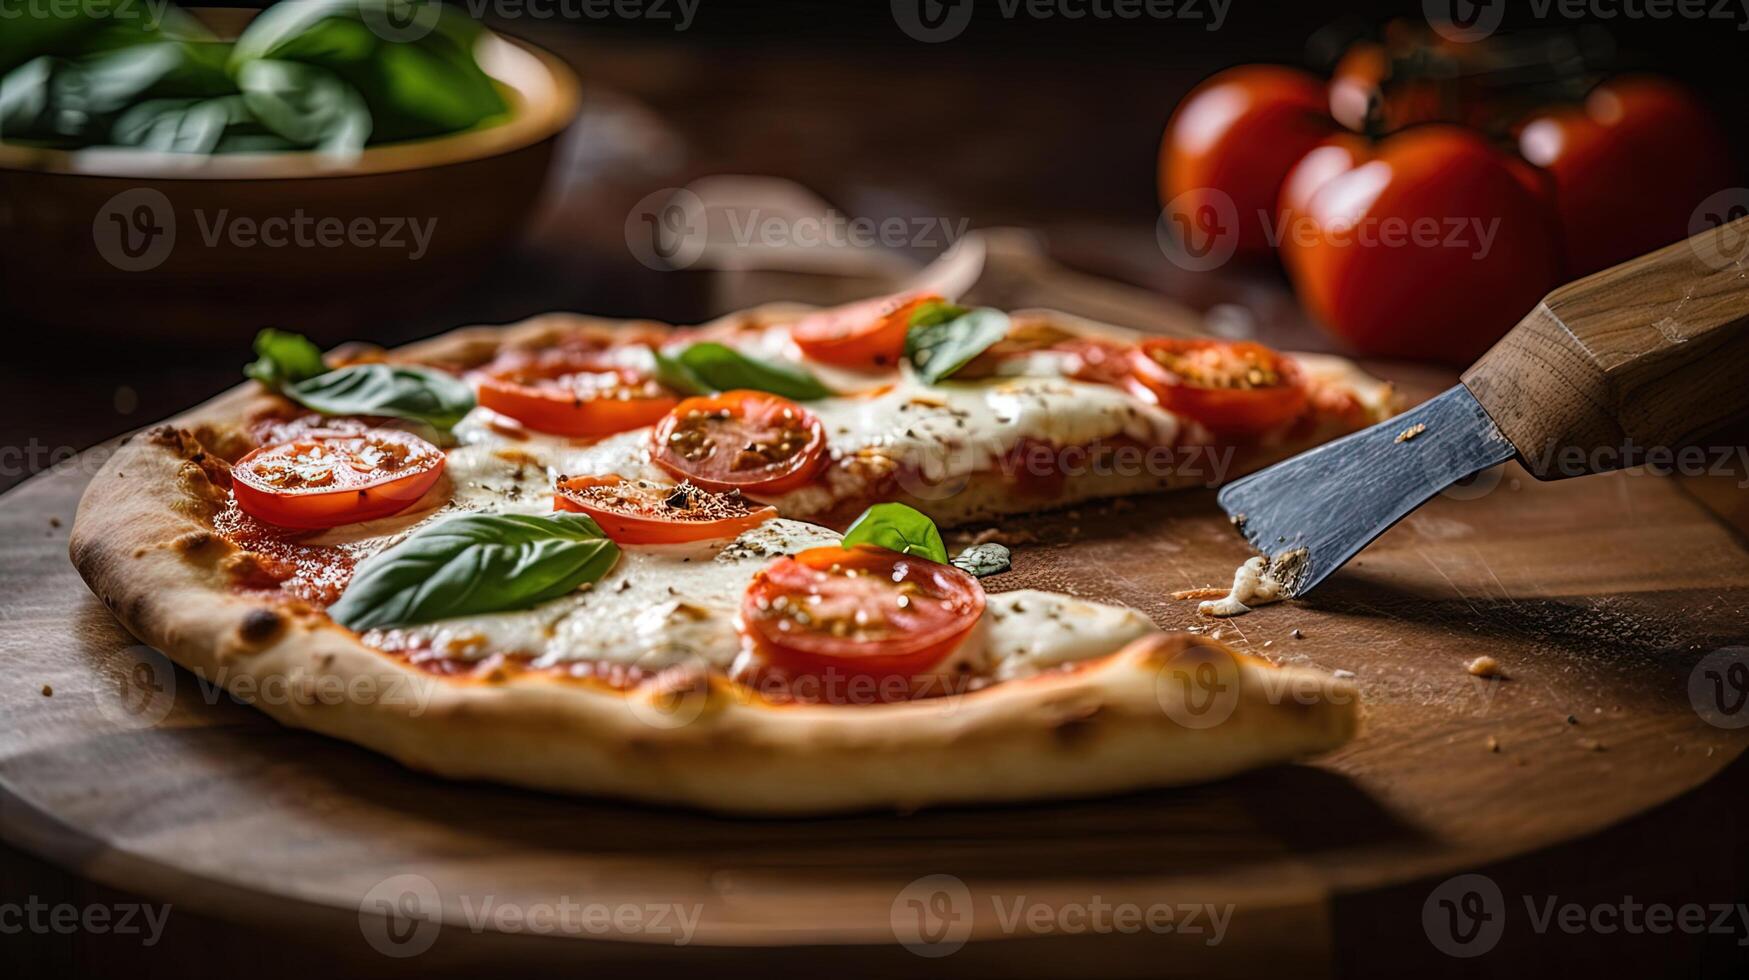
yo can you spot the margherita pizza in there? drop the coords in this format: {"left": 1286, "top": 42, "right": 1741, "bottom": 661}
{"left": 70, "top": 298, "right": 1390, "bottom": 814}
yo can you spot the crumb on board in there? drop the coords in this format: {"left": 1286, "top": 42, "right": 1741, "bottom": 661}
{"left": 1291, "top": 628, "right": 1305, "bottom": 640}
{"left": 1332, "top": 668, "right": 1355, "bottom": 680}
{"left": 1395, "top": 422, "right": 1427, "bottom": 444}
{"left": 1170, "top": 586, "right": 1227, "bottom": 601}
{"left": 40, "top": 684, "right": 52, "bottom": 697}
{"left": 1486, "top": 735, "right": 1500, "bottom": 753}
{"left": 1565, "top": 714, "right": 1579, "bottom": 725}
{"left": 48, "top": 516, "right": 62, "bottom": 528}
{"left": 1577, "top": 738, "right": 1606, "bottom": 752}
{"left": 1229, "top": 512, "right": 1247, "bottom": 527}
{"left": 961, "top": 527, "right": 1038, "bottom": 548}
{"left": 1466, "top": 655, "right": 1503, "bottom": 678}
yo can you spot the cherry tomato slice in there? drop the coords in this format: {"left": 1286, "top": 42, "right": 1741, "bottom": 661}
{"left": 232, "top": 429, "right": 445, "bottom": 530}
{"left": 475, "top": 347, "right": 678, "bottom": 438}
{"left": 554, "top": 474, "right": 777, "bottom": 544}
{"left": 1126, "top": 338, "right": 1308, "bottom": 437}
{"left": 789, "top": 292, "right": 941, "bottom": 371}
{"left": 741, "top": 545, "right": 986, "bottom": 681}
{"left": 650, "top": 391, "right": 828, "bottom": 496}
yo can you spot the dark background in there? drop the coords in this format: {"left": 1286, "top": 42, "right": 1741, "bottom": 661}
{"left": 4, "top": 3, "right": 1748, "bottom": 974}
{"left": 1, "top": 0, "right": 1745, "bottom": 493}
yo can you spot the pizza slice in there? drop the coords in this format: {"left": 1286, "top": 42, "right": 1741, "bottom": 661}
{"left": 70, "top": 300, "right": 1382, "bottom": 813}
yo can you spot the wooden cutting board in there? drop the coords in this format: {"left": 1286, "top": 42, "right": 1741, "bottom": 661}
{"left": 5, "top": 238, "right": 1748, "bottom": 974}
{"left": 4, "top": 420, "right": 1747, "bottom": 976}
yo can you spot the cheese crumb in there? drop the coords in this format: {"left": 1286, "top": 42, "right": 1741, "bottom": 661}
{"left": 1197, "top": 549, "right": 1308, "bottom": 618}
{"left": 1466, "top": 655, "right": 1502, "bottom": 677}
{"left": 1395, "top": 423, "right": 1427, "bottom": 443}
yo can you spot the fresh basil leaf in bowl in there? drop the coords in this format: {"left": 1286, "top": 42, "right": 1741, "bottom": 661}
{"left": 236, "top": 58, "right": 370, "bottom": 152}
{"left": 950, "top": 542, "right": 1012, "bottom": 578}
{"left": 904, "top": 307, "right": 1010, "bottom": 384}
{"left": 286, "top": 362, "right": 476, "bottom": 431}
{"left": 841, "top": 502, "right": 949, "bottom": 565}
{"left": 243, "top": 327, "right": 327, "bottom": 388}
{"left": 112, "top": 93, "right": 252, "bottom": 153}
{"left": 230, "top": 0, "right": 506, "bottom": 144}
{"left": 658, "top": 342, "right": 833, "bottom": 401}
{"left": 329, "top": 512, "right": 621, "bottom": 631}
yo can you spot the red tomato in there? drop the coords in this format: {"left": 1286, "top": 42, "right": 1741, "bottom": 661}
{"left": 1160, "top": 65, "right": 1336, "bottom": 262}
{"left": 554, "top": 474, "right": 776, "bottom": 544}
{"left": 650, "top": 391, "right": 827, "bottom": 496}
{"left": 790, "top": 292, "right": 941, "bottom": 370}
{"left": 741, "top": 545, "right": 985, "bottom": 682}
{"left": 1125, "top": 338, "right": 1307, "bottom": 437}
{"left": 1518, "top": 75, "right": 1733, "bottom": 278}
{"left": 232, "top": 429, "right": 445, "bottom": 530}
{"left": 1277, "top": 125, "right": 1561, "bottom": 364}
{"left": 475, "top": 347, "right": 678, "bottom": 438}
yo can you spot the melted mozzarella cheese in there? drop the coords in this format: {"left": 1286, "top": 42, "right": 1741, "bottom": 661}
{"left": 1198, "top": 549, "right": 1307, "bottom": 618}
{"left": 357, "top": 512, "right": 1160, "bottom": 678}
{"left": 446, "top": 369, "right": 1182, "bottom": 524}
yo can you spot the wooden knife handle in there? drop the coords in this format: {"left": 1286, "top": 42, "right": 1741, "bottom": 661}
{"left": 1462, "top": 214, "right": 1749, "bottom": 479}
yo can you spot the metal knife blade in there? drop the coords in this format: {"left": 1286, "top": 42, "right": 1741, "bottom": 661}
{"left": 1215, "top": 385, "right": 1515, "bottom": 597}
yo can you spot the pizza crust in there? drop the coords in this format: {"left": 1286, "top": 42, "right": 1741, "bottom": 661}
{"left": 70, "top": 308, "right": 1365, "bottom": 815}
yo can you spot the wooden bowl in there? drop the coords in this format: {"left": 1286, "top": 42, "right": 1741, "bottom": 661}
{"left": 0, "top": 10, "right": 581, "bottom": 343}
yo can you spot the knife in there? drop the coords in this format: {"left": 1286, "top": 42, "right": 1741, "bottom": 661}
{"left": 1217, "top": 214, "right": 1749, "bottom": 597}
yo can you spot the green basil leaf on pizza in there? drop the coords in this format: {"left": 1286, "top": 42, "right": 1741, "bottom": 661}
{"left": 659, "top": 342, "right": 832, "bottom": 401}
{"left": 285, "top": 363, "right": 475, "bottom": 431}
{"left": 244, "top": 328, "right": 327, "bottom": 389}
{"left": 904, "top": 306, "right": 1009, "bottom": 383}
{"left": 950, "top": 542, "right": 1012, "bottom": 577}
{"left": 328, "top": 512, "right": 621, "bottom": 631}
{"left": 841, "top": 502, "right": 949, "bottom": 564}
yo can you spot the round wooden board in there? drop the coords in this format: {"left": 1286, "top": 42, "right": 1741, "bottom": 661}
{"left": 3, "top": 437, "right": 1747, "bottom": 976}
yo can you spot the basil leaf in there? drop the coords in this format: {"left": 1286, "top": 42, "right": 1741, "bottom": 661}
{"left": 660, "top": 343, "right": 832, "bottom": 401}
{"left": 904, "top": 307, "right": 1010, "bottom": 384}
{"left": 237, "top": 58, "right": 370, "bottom": 152}
{"left": 841, "top": 503, "right": 948, "bottom": 565}
{"left": 907, "top": 299, "right": 969, "bottom": 329}
{"left": 230, "top": 0, "right": 505, "bottom": 144}
{"left": 113, "top": 94, "right": 251, "bottom": 153}
{"left": 286, "top": 363, "right": 475, "bottom": 430}
{"left": 651, "top": 348, "right": 711, "bottom": 397}
{"left": 329, "top": 512, "right": 620, "bottom": 630}
{"left": 244, "top": 328, "right": 327, "bottom": 388}
{"left": 950, "top": 542, "right": 1012, "bottom": 578}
